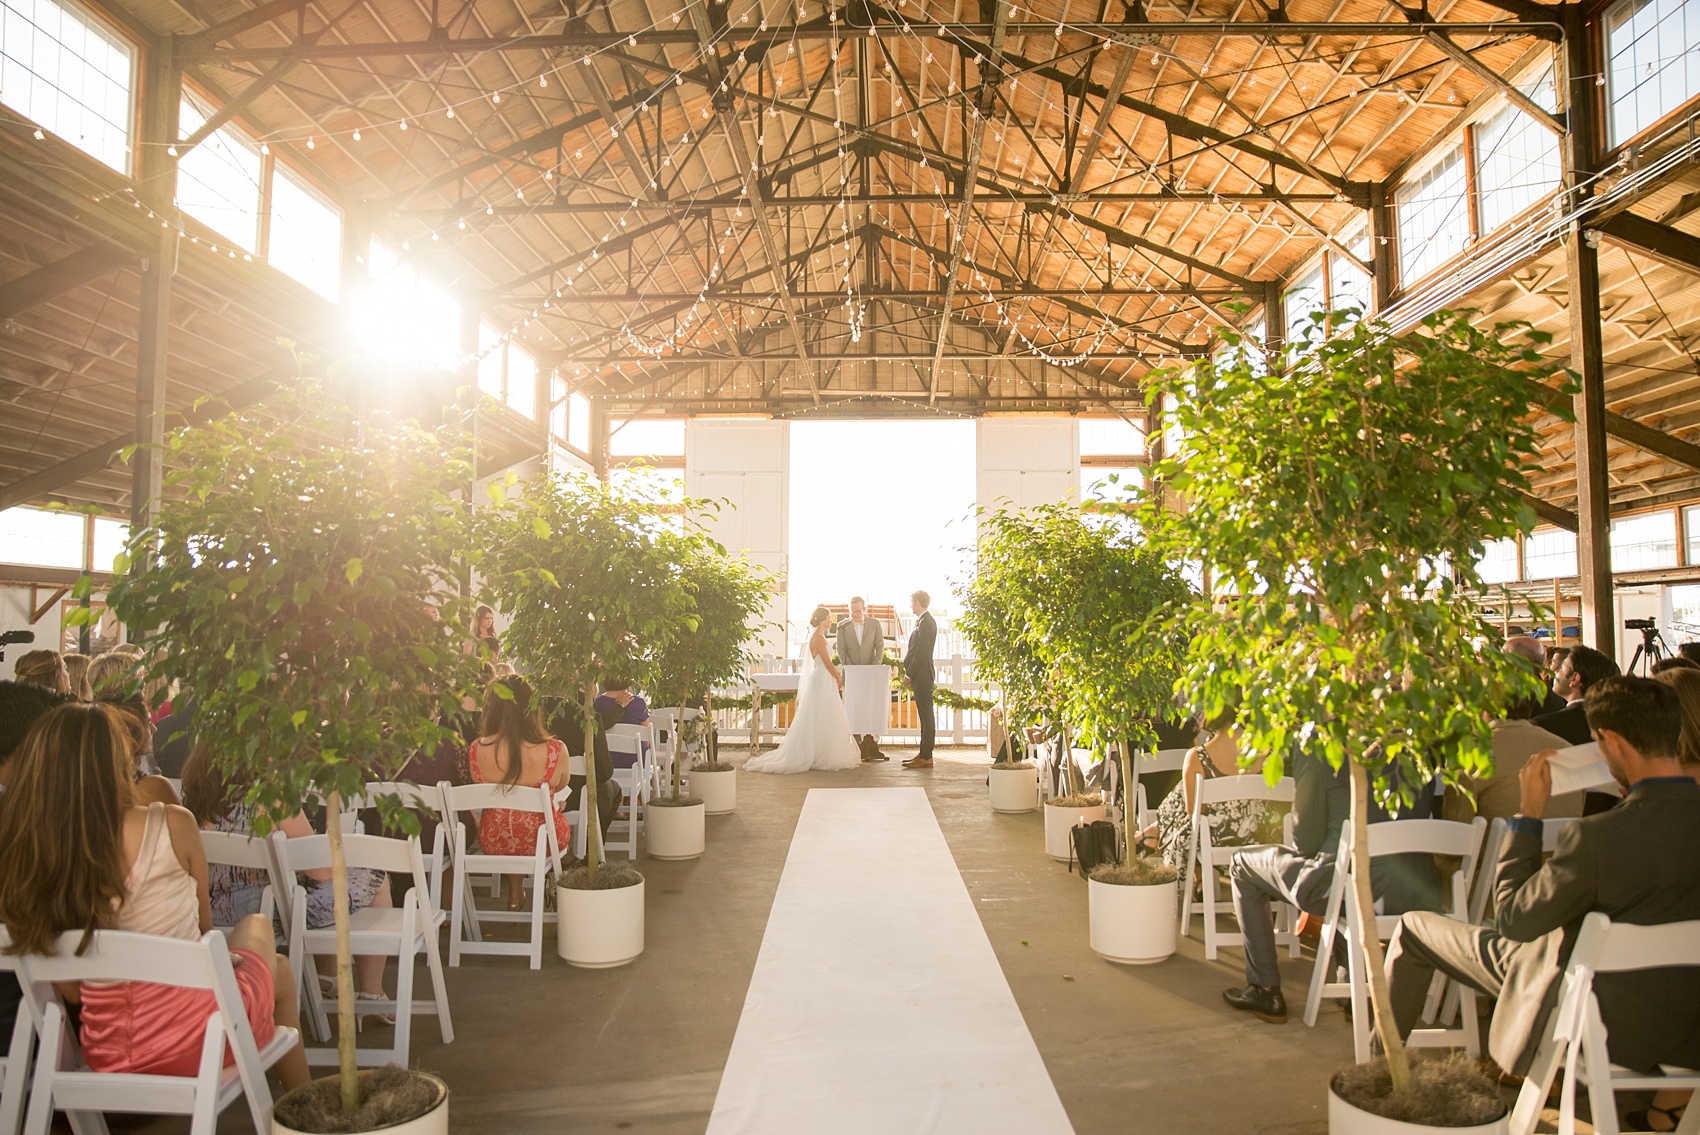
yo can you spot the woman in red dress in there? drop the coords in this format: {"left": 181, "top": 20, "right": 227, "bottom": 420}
{"left": 466, "top": 677, "right": 572, "bottom": 909}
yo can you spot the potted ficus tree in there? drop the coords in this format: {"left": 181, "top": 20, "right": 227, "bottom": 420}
{"left": 960, "top": 506, "right": 1107, "bottom": 856}
{"left": 957, "top": 533, "right": 1041, "bottom": 815}
{"left": 471, "top": 471, "right": 693, "bottom": 968}
{"left": 104, "top": 385, "right": 478, "bottom": 1133}
{"left": 1139, "top": 309, "right": 1561, "bottom": 1132}
{"left": 652, "top": 538, "right": 773, "bottom": 821}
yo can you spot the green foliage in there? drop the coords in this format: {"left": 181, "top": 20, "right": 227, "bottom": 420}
{"left": 957, "top": 503, "right": 1193, "bottom": 754}
{"left": 1137, "top": 309, "right": 1567, "bottom": 804}
{"left": 106, "top": 386, "right": 482, "bottom": 831}
{"left": 469, "top": 471, "right": 695, "bottom": 879}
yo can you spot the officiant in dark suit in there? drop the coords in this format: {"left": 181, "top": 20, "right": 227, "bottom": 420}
{"left": 903, "top": 591, "right": 937, "bottom": 769}
{"left": 836, "top": 596, "right": 888, "bottom": 763}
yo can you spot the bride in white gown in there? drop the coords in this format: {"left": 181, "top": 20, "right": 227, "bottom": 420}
{"left": 745, "top": 605, "right": 863, "bottom": 774}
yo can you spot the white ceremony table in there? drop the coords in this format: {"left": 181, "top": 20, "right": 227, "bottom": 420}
{"left": 749, "top": 671, "right": 802, "bottom": 755}
{"left": 842, "top": 665, "right": 891, "bottom": 738}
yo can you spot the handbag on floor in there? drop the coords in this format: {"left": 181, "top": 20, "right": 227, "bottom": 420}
{"left": 1068, "top": 819, "right": 1121, "bottom": 877}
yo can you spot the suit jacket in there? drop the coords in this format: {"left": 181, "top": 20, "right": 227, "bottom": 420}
{"left": 1490, "top": 778, "right": 1700, "bottom": 1074}
{"left": 835, "top": 618, "right": 885, "bottom": 667}
{"left": 1539, "top": 689, "right": 1568, "bottom": 716}
{"left": 1531, "top": 701, "right": 1590, "bottom": 745}
{"left": 904, "top": 611, "right": 937, "bottom": 688}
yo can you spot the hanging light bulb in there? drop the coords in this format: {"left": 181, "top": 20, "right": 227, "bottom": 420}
{"left": 352, "top": 129, "right": 362, "bottom": 141}
{"left": 446, "top": 107, "right": 455, "bottom": 119}
{"left": 306, "top": 136, "right": 316, "bottom": 149}
{"left": 486, "top": 204, "right": 494, "bottom": 214}
{"left": 166, "top": 144, "right": 178, "bottom": 156}
{"left": 399, "top": 119, "right": 409, "bottom": 130}
{"left": 540, "top": 73, "right": 549, "bottom": 87}
{"left": 493, "top": 91, "right": 502, "bottom": 103}
{"left": 260, "top": 142, "right": 270, "bottom": 154}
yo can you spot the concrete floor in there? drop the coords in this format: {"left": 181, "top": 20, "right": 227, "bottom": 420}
{"left": 389, "top": 747, "right": 1357, "bottom": 1135}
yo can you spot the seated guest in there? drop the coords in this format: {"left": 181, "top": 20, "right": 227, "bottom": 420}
{"left": 11, "top": 649, "right": 67, "bottom": 694}
{"left": 1681, "top": 642, "right": 1700, "bottom": 666}
{"left": 180, "top": 744, "right": 394, "bottom": 1012}
{"left": 1384, "top": 676, "right": 1700, "bottom": 1108}
{"left": 1221, "top": 745, "right": 1352, "bottom": 1024}
{"left": 61, "top": 653, "right": 93, "bottom": 701}
{"left": 548, "top": 699, "right": 622, "bottom": 847}
{"left": 1140, "top": 714, "right": 1285, "bottom": 872}
{"left": 1653, "top": 656, "right": 1700, "bottom": 675}
{"left": 468, "top": 677, "right": 573, "bottom": 908}
{"left": 0, "top": 681, "right": 70, "bottom": 1041}
{"left": 1443, "top": 693, "right": 1584, "bottom": 824}
{"left": 0, "top": 704, "right": 308, "bottom": 1090}
{"left": 1654, "top": 666, "right": 1700, "bottom": 785}
{"left": 96, "top": 690, "right": 174, "bottom": 804}
{"left": 1534, "top": 644, "right": 1618, "bottom": 745}
{"left": 595, "top": 680, "right": 651, "bottom": 770}
{"left": 153, "top": 694, "right": 197, "bottom": 778}
{"left": 1505, "top": 636, "right": 1567, "bottom": 715}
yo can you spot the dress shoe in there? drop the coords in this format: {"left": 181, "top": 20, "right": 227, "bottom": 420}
{"left": 902, "top": 755, "right": 934, "bottom": 769}
{"left": 1222, "top": 985, "right": 1287, "bottom": 1024}
{"left": 862, "top": 751, "right": 889, "bottom": 762}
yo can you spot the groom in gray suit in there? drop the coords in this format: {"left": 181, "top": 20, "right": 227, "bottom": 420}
{"left": 836, "top": 596, "right": 888, "bottom": 762}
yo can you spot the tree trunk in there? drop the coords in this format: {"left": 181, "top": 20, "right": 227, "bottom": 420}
{"left": 582, "top": 681, "right": 603, "bottom": 885}
{"left": 1348, "top": 758, "right": 1411, "bottom": 1094}
{"left": 1119, "top": 738, "right": 1138, "bottom": 862}
{"left": 325, "top": 791, "right": 360, "bottom": 1115}
{"left": 673, "top": 701, "right": 687, "bottom": 800}
{"left": 705, "top": 692, "right": 717, "bottom": 764}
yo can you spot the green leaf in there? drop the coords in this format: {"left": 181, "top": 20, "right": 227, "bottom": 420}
{"left": 344, "top": 558, "right": 363, "bottom": 583}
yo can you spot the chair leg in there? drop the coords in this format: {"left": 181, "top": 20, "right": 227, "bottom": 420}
{"left": 1202, "top": 843, "right": 1219, "bottom": 961}
{"left": 1302, "top": 924, "right": 1334, "bottom": 1028}
{"left": 1459, "top": 987, "right": 1481, "bottom": 1058}
{"left": 393, "top": 907, "right": 418, "bottom": 1069}
{"left": 449, "top": 869, "right": 468, "bottom": 968}
{"left": 188, "top": 1021, "right": 224, "bottom": 1135}
{"left": 0, "top": 1010, "right": 34, "bottom": 1135}
{"left": 528, "top": 860, "right": 545, "bottom": 971}
{"left": 1179, "top": 826, "right": 1198, "bottom": 939}
{"left": 1346, "top": 928, "right": 1371, "bottom": 1064}
{"left": 422, "top": 920, "right": 455, "bottom": 1044}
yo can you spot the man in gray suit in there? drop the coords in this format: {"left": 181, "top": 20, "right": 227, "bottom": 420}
{"left": 1385, "top": 675, "right": 1700, "bottom": 1080}
{"left": 835, "top": 596, "right": 887, "bottom": 762}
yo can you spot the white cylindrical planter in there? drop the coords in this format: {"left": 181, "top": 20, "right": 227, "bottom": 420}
{"left": 647, "top": 800, "right": 706, "bottom": 860}
{"left": 558, "top": 878, "right": 645, "bottom": 968}
{"left": 275, "top": 1072, "right": 448, "bottom": 1135}
{"left": 689, "top": 768, "right": 737, "bottom": 815}
{"left": 1044, "top": 801, "right": 1107, "bottom": 861}
{"left": 1088, "top": 878, "right": 1178, "bottom": 964}
{"left": 988, "top": 766, "right": 1039, "bottom": 813}
{"left": 1328, "top": 1079, "right": 1508, "bottom": 1135}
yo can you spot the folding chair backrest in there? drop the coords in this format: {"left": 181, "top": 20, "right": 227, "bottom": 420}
{"left": 1195, "top": 773, "right": 1296, "bottom": 808}
{"left": 443, "top": 782, "right": 554, "bottom": 817}
{"left": 1362, "top": 817, "right": 1486, "bottom": 861}
{"left": 199, "top": 829, "right": 275, "bottom": 873}
{"left": 1579, "top": 912, "right": 1700, "bottom": 975}
{"left": 1544, "top": 816, "right": 1581, "bottom": 854}
{"left": 276, "top": 832, "right": 430, "bottom": 893}
{"left": 1135, "top": 748, "right": 1190, "bottom": 776}
{"left": 18, "top": 928, "right": 222, "bottom": 989}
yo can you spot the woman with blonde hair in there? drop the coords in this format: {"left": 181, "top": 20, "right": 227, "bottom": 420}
{"left": 62, "top": 653, "right": 93, "bottom": 701}
{"left": 12, "top": 649, "right": 67, "bottom": 694}
{"left": 0, "top": 703, "right": 308, "bottom": 1088}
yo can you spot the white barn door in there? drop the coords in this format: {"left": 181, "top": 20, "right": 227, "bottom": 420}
{"left": 686, "top": 419, "right": 789, "bottom": 657}
{"left": 976, "top": 418, "right": 1079, "bottom": 513}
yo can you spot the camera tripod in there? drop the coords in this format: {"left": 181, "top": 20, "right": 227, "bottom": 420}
{"left": 1627, "top": 625, "right": 1669, "bottom": 676}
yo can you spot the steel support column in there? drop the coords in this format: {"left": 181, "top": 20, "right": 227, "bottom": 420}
{"left": 1562, "top": 8, "right": 1613, "bottom": 656}
{"left": 131, "top": 35, "right": 181, "bottom": 535}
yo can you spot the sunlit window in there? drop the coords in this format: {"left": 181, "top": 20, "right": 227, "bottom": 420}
{"left": 1607, "top": 0, "right": 1700, "bottom": 146}
{"left": 1524, "top": 527, "right": 1578, "bottom": 580}
{"left": 477, "top": 322, "right": 503, "bottom": 401}
{"left": 567, "top": 392, "right": 591, "bottom": 453}
{"left": 1330, "top": 229, "right": 1373, "bottom": 320}
{"left": 177, "top": 95, "right": 262, "bottom": 251}
{"left": 1396, "top": 146, "right": 1471, "bottom": 284}
{"left": 267, "top": 166, "right": 341, "bottom": 300}
{"left": 91, "top": 516, "right": 127, "bottom": 573}
{"left": 0, "top": 506, "right": 85, "bottom": 569}
{"left": 1476, "top": 537, "right": 1520, "bottom": 584}
{"left": 1078, "top": 418, "right": 1144, "bottom": 457}
{"left": 475, "top": 328, "right": 539, "bottom": 419}
{"left": 0, "top": 0, "right": 134, "bottom": 173}
{"left": 609, "top": 418, "right": 686, "bottom": 458}
{"left": 1475, "top": 64, "right": 1561, "bottom": 233}
{"left": 1611, "top": 509, "right": 1678, "bottom": 570}
{"left": 550, "top": 373, "right": 567, "bottom": 442}
{"left": 1283, "top": 262, "right": 1326, "bottom": 349}
{"left": 354, "top": 237, "right": 459, "bottom": 369}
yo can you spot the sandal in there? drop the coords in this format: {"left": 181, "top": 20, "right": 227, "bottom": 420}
{"left": 1624, "top": 1103, "right": 1686, "bottom": 1133}
{"left": 355, "top": 991, "right": 396, "bottom": 1029}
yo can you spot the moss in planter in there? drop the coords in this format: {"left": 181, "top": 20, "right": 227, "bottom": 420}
{"left": 1047, "top": 792, "right": 1103, "bottom": 808}
{"left": 275, "top": 1066, "right": 442, "bottom": 1133}
{"left": 693, "top": 761, "right": 736, "bottom": 773}
{"left": 559, "top": 862, "right": 644, "bottom": 891}
{"left": 1089, "top": 858, "right": 1177, "bottom": 886}
{"left": 651, "top": 794, "right": 705, "bottom": 807}
{"left": 1333, "top": 1054, "right": 1507, "bottom": 1128}
{"left": 991, "top": 760, "right": 1035, "bottom": 770}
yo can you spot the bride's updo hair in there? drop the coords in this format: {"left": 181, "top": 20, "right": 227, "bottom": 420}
{"left": 809, "top": 605, "right": 833, "bottom": 628}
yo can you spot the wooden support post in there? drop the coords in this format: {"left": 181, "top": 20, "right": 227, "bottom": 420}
{"left": 131, "top": 35, "right": 181, "bottom": 536}
{"left": 1369, "top": 182, "right": 1396, "bottom": 313}
{"left": 589, "top": 399, "right": 609, "bottom": 481}
{"left": 1262, "top": 279, "right": 1284, "bottom": 362}
{"left": 1562, "top": 7, "right": 1614, "bottom": 658}
{"left": 1553, "top": 578, "right": 1563, "bottom": 644}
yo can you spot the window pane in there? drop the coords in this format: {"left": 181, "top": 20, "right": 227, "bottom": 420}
{"left": 506, "top": 344, "right": 537, "bottom": 419}
{"left": 267, "top": 166, "right": 341, "bottom": 300}
{"left": 176, "top": 96, "right": 261, "bottom": 251}
{"left": 0, "top": 505, "right": 84, "bottom": 569}
{"left": 1476, "top": 537, "right": 1520, "bottom": 584}
{"left": 1395, "top": 146, "right": 1471, "bottom": 284}
{"left": 609, "top": 466, "right": 684, "bottom": 504}
{"left": 1608, "top": 0, "right": 1700, "bottom": 146}
{"left": 1083, "top": 465, "right": 1143, "bottom": 500}
{"left": 91, "top": 516, "right": 127, "bottom": 573}
{"left": 609, "top": 418, "right": 685, "bottom": 457}
{"left": 477, "top": 323, "right": 502, "bottom": 400}
{"left": 355, "top": 242, "right": 460, "bottom": 369}
{"left": 567, "top": 392, "right": 591, "bottom": 452}
{"left": 550, "top": 374, "right": 567, "bottom": 441}
{"left": 1610, "top": 509, "right": 1678, "bottom": 570}
{"left": 1329, "top": 252, "right": 1372, "bottom": 321}
{"left": 1283, "top": 262, "right": 1327, "bottom": 350}
{"left": 0, "top": 0, "right": 134, "bottom": 173}
{"left": 1475, "top": 64, "right": 1561, "bottom": 233}
{"left": 1079, "top": 418, "right": 1144, "bottom": 456}
{"left": 1524, "top": 527, "right": 1578, "bottom": 579}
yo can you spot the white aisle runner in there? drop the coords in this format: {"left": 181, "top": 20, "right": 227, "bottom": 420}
{"left": 707, "top": 788, "right": 1076, "bottom": 1135}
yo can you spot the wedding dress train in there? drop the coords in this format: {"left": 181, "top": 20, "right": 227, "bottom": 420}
{"left": 744, "top": 650, "right": 862, "bottom": 774}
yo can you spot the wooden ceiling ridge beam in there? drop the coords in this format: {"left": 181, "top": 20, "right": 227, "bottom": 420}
{"left": 1423, "top": 31, "right": 1565, "bottom": 135}
{"left": 0, "top": 244, "right": 134, "bottom": 321}
{"left": 182, "top": 0, "right": 313, "bottom": 50}
{"left": 1594, "top": 212, "right": 1700, "bottom": 278}
{"left": 929, "top": 0, "right": 1011, "bottom": 404}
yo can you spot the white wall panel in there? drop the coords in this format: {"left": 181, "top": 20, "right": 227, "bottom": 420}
{"left": 687, "top": 420, "right": 789, "bottom": 657}
{"left": 975, "top": 419, "right": 1079, "bottom": 513}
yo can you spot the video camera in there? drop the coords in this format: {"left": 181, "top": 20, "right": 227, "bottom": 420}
{"left": 1626, "top": 617, "right": 1658, "bottom": 632}
{"left": 0, "top": 629, "right": 34, "bottom": 663}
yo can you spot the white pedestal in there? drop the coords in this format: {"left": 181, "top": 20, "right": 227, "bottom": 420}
{"left": 842, "top": 665, "right": 890, "bottom": 738}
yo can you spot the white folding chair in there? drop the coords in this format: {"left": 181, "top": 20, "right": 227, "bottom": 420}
{"left": 361, "top": 781, "right": 451, "bottom": 916}
{"left": 274, "top": 834, "right": 454, "bottom": 1066}
{"left": 1179, "top": 773, "right": 1298, "bottom": 960}
{"left": 442, "top": 783, "right": 565, "bottom": 969}
{"left": 15, "top": 929, "right": 299, "bottom": 1135}
{"left": 1302, "top": 817, "right": 1488, "bottom": 1063}
{"left": 1132, "top": 748, "right": 1191, "bottom": 830}
{"left": 196, "top": 831, "right": 280, "bottom": 937}
{"left": 1509, "top": 913, "right": 1700, "bottom": 1135}
{"left": 605, "top": 726, "right": 649, "bottom": 860}
{"left": 0, "top": 952, "right": 35, "bottom": 1135}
